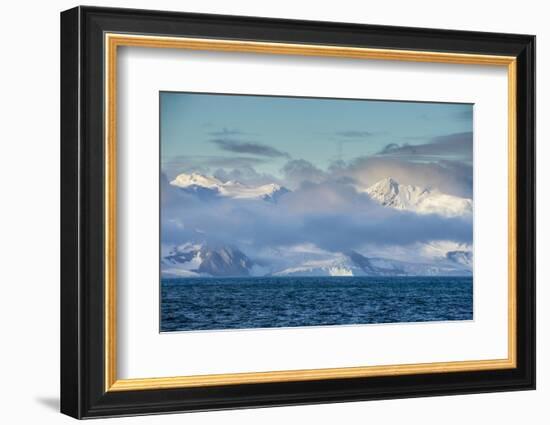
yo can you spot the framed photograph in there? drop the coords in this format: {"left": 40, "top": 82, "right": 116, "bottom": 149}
{"left": 60, "top": 6, "right": 535, "bottom": 419}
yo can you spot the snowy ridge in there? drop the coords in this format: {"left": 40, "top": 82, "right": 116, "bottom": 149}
{"left": 272, "top": 249, "right": 469, "bottom": 277}
{"left": 170, "top": 172, "right": 289, "bottom": 201}
{"left": 363, "top": 177, "right": 472, "bottom": 217}
{"left": 162, "top": 243, "right": 472, "bottom": 278}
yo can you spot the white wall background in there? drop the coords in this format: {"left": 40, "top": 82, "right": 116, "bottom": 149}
{"left": 0, "top": 0, "right": 545, "bottom": 423}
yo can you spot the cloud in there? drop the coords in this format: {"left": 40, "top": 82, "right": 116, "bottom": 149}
{"left": 162, "top": 155, "right": 267, "bottom": 179}
{"left": 281, "top": 159, "right": 327, "bottom": 188}
{"left": 213, "top": 166, "right": 282, "bottom": 186}
{"left": 207, "top": 128, "right": 250, "bottom": 137}
{"left": 331, "top": 156, "right": 472, "bottom": 197}
{"left": 278, "top": 153, "right": 472, "bottom": 198}
{"left": 300, "top": 211, "right": 471, "bottom": 252}
{"left": 210, "top": 138, "right": 290, "bottom": 158}
{"left": 376, "top": 131, "right": 473, "bottom": 163}
{"left": 161, "top": 179, "right": 472, "bottom": 254}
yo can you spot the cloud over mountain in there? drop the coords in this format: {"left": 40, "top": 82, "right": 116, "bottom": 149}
{"left": 162, "top": 173, "right": 472, "bottom": 256}
{"left": 159, "top": 92, "right": 473, "bottom": 278}
{"left": 281, "top": 159, "right": 327, "bottom": 188}
{"left": 330, "top": 156, "right": 473, "bottom": 198}
{"left": 162, "top": 155, "right": 267, "bottom": 179}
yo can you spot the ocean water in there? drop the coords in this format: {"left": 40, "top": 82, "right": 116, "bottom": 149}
{"left": 160, "top": 276, "right": 473, "bottom": 332}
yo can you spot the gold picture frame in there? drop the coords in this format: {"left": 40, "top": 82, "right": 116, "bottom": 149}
{"left": 104, "top": 33, "right": 517, "bottom": 392}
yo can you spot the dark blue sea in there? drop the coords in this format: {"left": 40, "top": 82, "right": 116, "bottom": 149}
{"left": 160, "top": 276, "right": 473, "bottom": 332}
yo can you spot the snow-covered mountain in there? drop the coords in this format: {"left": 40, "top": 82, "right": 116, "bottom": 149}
{"left": 271, "top": 251, "right": 391, "bottom": 277}
{"left": 170, "top": 172, "right": 289, "bottom": 202}
{"left": 162, "top": 243, "right": 471, "bottom": 278}
{"left": 162, "top": 174, "right": 473, "bottom": 278}
{"left": 162, "top": 243, "right": 257, "bottom": 277}
{"left": 363, "top": 177, "right": 472, "bottom": 217}
{"left": 272, "top": 250, "right": 471, "bottom": 277}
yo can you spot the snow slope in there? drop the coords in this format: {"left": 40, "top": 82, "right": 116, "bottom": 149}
{"left": 272, "top": 249, "right": 471, "bottom": 277}
{"left": 170, "top": 172, "right": 289, "bottom": 201}
{"left": 162, "top": 243, "right": 255, "bottom": 277}
{"left": 363, "top": 177, "right": 472, "bottom": 217}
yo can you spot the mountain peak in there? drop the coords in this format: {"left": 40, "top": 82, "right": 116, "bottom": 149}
{"left": 170, "top": 172, "right": 289, "bottom": 201}
{"left": 369, "top": 177, "right": 401, "bottom": 195}
{"left": 162, "top": 243, "right": 254, "bottom": 277}
{"left": 171, "top": 172, "right": 222, "bottom": 189}
{"left": 363, "top": 178, "right": 472, "bottom": 217}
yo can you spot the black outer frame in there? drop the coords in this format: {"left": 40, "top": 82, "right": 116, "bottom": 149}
{"left": 60, "top": 6, "right": 535, "bottom": 419}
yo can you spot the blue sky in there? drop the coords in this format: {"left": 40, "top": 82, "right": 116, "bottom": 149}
{"left": 160, "top": 92, "right": 473, "bottom": 181}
